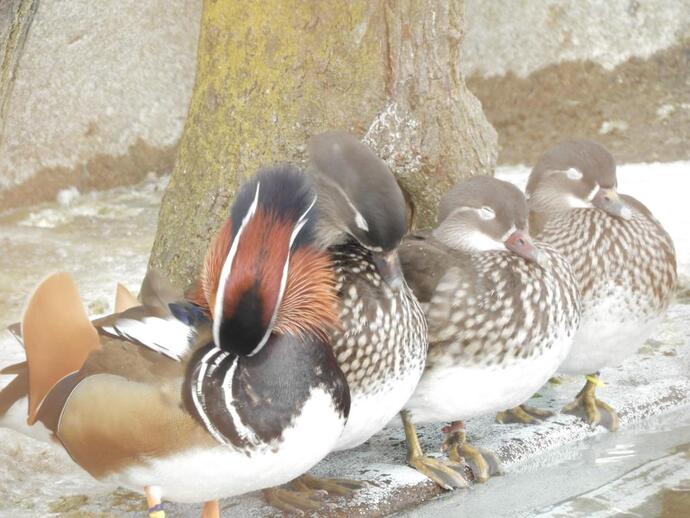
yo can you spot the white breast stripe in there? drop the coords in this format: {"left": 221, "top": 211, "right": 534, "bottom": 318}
{"left": 192, "top": 347, "right": 231, "bottom": 445}
{"left": 222, "top": 357, "right": 260, "bottom": 444}
{"left": 100, "top": 316, "right": 194, "bottom": 361}
{"left": 213, "top": 182, "right": 262, "bottom": 347}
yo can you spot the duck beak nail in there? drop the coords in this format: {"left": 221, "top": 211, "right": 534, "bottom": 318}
{"left": 373, "top": 251, "right": 404, "bottom": 292}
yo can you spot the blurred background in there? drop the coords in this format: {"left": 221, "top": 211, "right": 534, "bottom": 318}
{"left": 1, "top": 0, "right": 688, "bottom": 209}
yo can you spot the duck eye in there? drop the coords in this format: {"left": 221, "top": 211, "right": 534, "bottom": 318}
{"left": 478, "top": 206, "right": 495, "bottom": 220}
{"left": 566, "top": 168, "right": 583, "bottom": 180}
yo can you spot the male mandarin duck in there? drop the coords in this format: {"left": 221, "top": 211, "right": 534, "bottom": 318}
{"left": 526, "top": 140, "right": 677, "bottom": 431}
{"left": 263, "top": 132, "right": 428, "bottom": 512}
{"left": 0, "top": 166, "right": 350, "bottom": 517}
{"left": 398, "top": 176, "right": 581, "bottom": 488}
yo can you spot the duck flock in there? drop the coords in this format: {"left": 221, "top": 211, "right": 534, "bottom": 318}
{"left": 0, "top": 131, "right": 677, "bottom": 517}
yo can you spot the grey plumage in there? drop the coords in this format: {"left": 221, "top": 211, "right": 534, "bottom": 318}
{"left": 307, "top": 130, "right": 408, "bottom": 251}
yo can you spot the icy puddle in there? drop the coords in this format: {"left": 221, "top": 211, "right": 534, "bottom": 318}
{"left": 0, "top": 164, "right": 689, "bottom": 517}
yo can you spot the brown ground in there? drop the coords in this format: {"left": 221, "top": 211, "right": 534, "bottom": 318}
{"left": 468, "top": 40, "right": 690, "bottom": 166}
{"left": 0, "top": 139, "right": 175, "bottom": 211}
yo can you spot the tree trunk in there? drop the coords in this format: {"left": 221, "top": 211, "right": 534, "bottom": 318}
{"left": 0, "top": 0, "right": 38, "bottom": 144}
{"left": 149, "top": 0, "right": 497, "bottom": 289}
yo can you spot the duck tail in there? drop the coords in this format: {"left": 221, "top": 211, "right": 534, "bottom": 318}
{"left": 21, "top": 273, "right": 100, "bottom": 424}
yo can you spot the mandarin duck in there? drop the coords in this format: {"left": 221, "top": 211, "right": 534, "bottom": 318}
{"left": 262, "top": 131, "right": 428, "bottom": 512}
{"left": 526, "top": 140, "right": 677, "bottom": 431}
{"left": 398, "top": 176, "right": 581, "bottom": 488}
{"left": 0, "top": 166, "right": 350, "bottom": 517}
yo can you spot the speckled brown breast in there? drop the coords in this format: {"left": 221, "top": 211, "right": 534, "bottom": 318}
{"left": 418, "top": 245, "right": 581, "bottom": 369}
{"left": 536, "top": 204, "right": 677, "bottom": 318}
{"left": 329, "top": 242, "right": 427, "bottom": 396}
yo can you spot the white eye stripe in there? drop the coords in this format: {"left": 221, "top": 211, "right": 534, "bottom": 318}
{"left": 213, "top": 182, "right": 261, "bottom": 347}
{"left": 478, "top": 206, "right": 495, "bottom": 220}
{"left": 586, "top": 186, "right": 598, "bottom": 201}
{"left": 566, "top": 168, "right": 583, "bottom": 180}
{"left": 501, "top": 225, "right": 517, "bottom": 241}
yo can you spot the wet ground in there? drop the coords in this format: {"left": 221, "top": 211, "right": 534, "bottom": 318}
{"left": 0, "top": 165, "right": 688, "bottom": 517}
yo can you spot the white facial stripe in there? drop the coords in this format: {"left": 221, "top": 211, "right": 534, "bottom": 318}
{"left": 586, "top": 185, "right": 598, "bottom": 201}
{"left": 329, "top": 180, "right": 369, "bottom": 232}
{"left": 289, "top": 195, "right": 317, "bottom": 248}
{"left": 213, "top": 182, "right": 261, "bottom": 347}
{"left": 247, "top": 194, "right": 318, "bottom": 357}
{"left": 354, "top": 212, "right": 369, "bottom": 231}
{"left": 462, "top": 230, "right": 505, "bottom": 252}
{"left": 501, "top": 225, "right": 517, "bottom": 242}
{"left": 343, "top": 192, "right": 368, "bottom": 231}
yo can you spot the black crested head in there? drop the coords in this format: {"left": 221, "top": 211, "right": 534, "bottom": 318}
{"left": 308, "top": 131, "right": 407, "bottom": 252}
{"left": 218, "top": 282, "right": 265, "bottom": 356}
{"left": 230, "top": 164, "right": 318, "bottom": 251}
{"left": 212, "top": 164, "right": 320, "bottom": 356}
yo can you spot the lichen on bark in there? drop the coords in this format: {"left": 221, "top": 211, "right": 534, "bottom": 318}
{"left": 149, "top": 0, "right": 497, "bottom": 290}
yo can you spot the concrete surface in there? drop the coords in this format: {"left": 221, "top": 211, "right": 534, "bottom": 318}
{"left": 0, "top": 0, "right": 201, "bottom": 208}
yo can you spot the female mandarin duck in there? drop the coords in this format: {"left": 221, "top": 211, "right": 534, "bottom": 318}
{"left": 263, "top": 132, "right": 428, "bottom": 512}
{"left": 526, "top": 140, "right": 677, "bottom": 431}
{"left": 398, "top": 177, "right": 581, "bottom": 488}
{"left": 0, "top": 166, "right": 350, "bottom": 517}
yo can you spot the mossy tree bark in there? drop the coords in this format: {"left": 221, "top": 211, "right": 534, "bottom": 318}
{"left": 149, "top": 0, "right": 497, "bottom": 289}
{"left": 0, "top": 0, "right": 38, "bottom": 143}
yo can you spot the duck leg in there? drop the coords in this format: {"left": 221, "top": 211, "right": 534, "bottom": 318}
{"left": 201, "top": 500, "right": 220, "bottom": 518}
{"left": 292, "top": 473, "right": 366, "bottom": 496}
{"left": 262, "top": 471, "right": 367, "bottom": 513}
{"left": 496, "top": 404, "right": 554, "bottom": 425}
{"left": 442, "top": 421, "right": 502, "bottom": 483}
{"left": 262, "top": 486, "right": 328, "bottom": 514}
{"left": 401, "top": 411, "right": 469, "bottom": 490}
{"left": 144, "top": 486, "right": 165, "bottom": 518}
{"left": 562, "top": 373, "right": 619, "bottom": 431}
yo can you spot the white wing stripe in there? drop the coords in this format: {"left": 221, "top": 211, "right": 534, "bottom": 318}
{"left": 100, "top": 316, "right": 194, "bottom": 361}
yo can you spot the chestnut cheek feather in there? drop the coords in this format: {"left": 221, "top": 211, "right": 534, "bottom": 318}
{"left": 274, "top": 247, "right": 340, "bottom": 339}
{"left": 198, "top": 217, "right": 233, "bottom": 318}
{"left": 196, "top": 213, "right": 338, "bottom": 346}
{"left": 221, "top": 210, "right": 292, "bottom": 326}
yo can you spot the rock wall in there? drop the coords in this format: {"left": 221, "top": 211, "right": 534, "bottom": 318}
{"left": 0, "top": 0, "right": 201, "bottom": 209}
{"left": 462, "top": 0, "right": 690, "bottom": 165}
{"left": 462, "top": 0, "right": 690, "bottom": 79}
